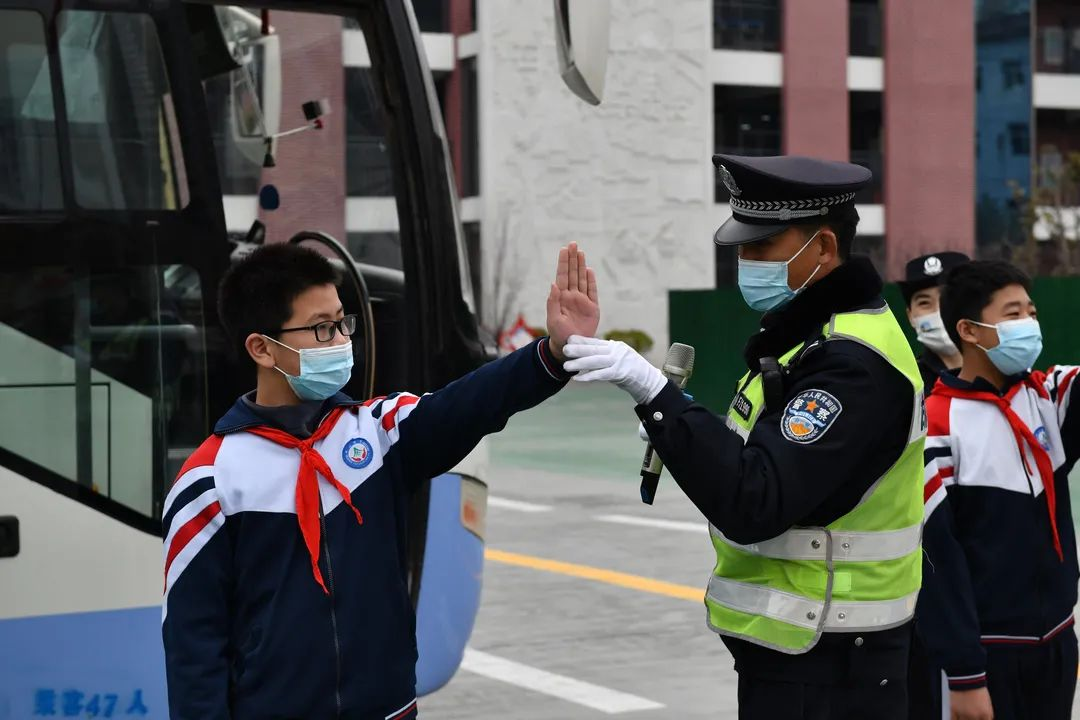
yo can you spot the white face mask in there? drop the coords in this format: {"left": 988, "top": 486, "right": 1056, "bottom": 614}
{"left": 912, "top": 311, "right": 959, "bottom": 357}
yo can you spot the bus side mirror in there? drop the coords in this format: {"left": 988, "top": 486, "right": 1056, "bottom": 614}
{"left": 214, "top": 7, "right": 282, "bottom": 166}
{"left": 553, "top": 0, "right": 611, "bottom": 106}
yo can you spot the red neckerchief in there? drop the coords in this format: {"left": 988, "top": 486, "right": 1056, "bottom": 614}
{"left": 933, "top": 376, "right": 1063, "bottom": 561}
{"left": 246, "top": 406, "right": 363, "bottom": 593}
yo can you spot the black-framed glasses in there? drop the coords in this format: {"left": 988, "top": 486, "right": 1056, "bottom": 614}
{"left": 274, "top": 314, "right": 358, "bottom": 343}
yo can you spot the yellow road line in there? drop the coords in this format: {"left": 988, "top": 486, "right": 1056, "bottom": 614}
{"left": 485, "top": 548, "right": 703, "bottom": 603}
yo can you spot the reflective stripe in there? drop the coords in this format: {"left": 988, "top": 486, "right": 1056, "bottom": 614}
{"left": 706, "top": 575, "right": 918, "bottom": 632}
{"left": 706, "top": 576, "right": 822, "bottom": 631}
{"left": 725, "top": 415, "right": 749, "bottom": 441}
{"left": 711, "top": 523, "right": 922, "bottom": 563}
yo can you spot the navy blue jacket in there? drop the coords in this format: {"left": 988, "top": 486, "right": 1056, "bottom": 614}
{"left": 918, "top": 367, "right": 1080, "bottom": 691}
{"left": 162, "top": 339, "right": 570, "bottom": 719}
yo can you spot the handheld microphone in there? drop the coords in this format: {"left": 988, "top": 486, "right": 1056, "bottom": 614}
{"left": 640, "top": 342, "right": 695, "bottom": 504}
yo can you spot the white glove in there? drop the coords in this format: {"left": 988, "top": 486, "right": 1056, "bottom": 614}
{"left": 638, "top": 422, "right": 649, "bottom": 441}
{"left": 563, "top": 335, "right": 668, "bottom": 405}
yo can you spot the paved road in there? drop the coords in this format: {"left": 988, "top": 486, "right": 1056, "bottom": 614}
{"left": 421, "top": 383, "right": 1080, "bottom": 718}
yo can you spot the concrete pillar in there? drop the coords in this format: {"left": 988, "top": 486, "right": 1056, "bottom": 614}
{"left": 783, "top": 0, "right": 849, "bottom": 160}
{"left": 884, "top": 0, "right": 976, "bottom": 278}
{"left": 444, "top": 0, "right": 474, "bottom": 194}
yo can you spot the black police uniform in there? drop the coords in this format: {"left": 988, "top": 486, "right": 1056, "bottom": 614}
{"left": 897, "top": 252, "right": 969, "bottom": 392}
{"left": 896, "top": 252, "right": 970, "bottom": 720}
{"left": 637, "top": 155, "right": 918, "bottom": 720}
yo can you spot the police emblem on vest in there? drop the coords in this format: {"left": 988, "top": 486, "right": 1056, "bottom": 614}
{"left": 781, "top": 390, "right": 842, "bottom": 444}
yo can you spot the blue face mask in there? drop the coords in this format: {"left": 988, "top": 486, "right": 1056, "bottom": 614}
{"left": 737, "top": 230, "right": 823, "bottom": 312}
{"left": 969, "top": 317, "right": 1043, "bottom": 376}
{"left": 264, "top": 336, "right": 354, "bottom": 401}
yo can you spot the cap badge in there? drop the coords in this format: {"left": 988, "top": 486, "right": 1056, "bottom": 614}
{"left": 923, "top": 256, "right": 943, "bottom": 276}
{"left": 718, "top": 165, "right": 742, "bottom": 197}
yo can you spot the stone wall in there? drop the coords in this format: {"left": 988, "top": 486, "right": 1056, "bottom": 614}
{"left": 477, "top": 0, "right": 716, "bottom": 362}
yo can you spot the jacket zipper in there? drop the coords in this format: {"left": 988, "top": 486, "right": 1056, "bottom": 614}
{"left": 1016, "top": 431, "right": 1049, "bottom": 632}
{"left": 319, "top": 497, "right": 344, "bottom": 716}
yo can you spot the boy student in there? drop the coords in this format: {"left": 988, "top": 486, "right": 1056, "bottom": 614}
{"left": 162, "top": 242, "right": 599, "bottom": 719}
{"left": 919, "top": 261, "right": 1080, "bottom": 720}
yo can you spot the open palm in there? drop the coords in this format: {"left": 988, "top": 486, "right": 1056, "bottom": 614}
{"left": 546, "top": 242, "right": 600, "bottom": 359}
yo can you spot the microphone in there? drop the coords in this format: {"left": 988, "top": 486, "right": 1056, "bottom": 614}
{"left": 640, "top": 342, "right": 695, "bottom": 505}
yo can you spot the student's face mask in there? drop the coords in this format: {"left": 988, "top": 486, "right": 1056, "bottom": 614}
{"left": 912, "top": 311, "right": 959, "bottom": 357}
{"left": 967, "top": 317, "right": 1042, "bottom": 377}
{"left": 737, "top": 230, "right": 823, "bottom": 313}
{"left": 263, "top": 336, "right": 354, "bottom": 401}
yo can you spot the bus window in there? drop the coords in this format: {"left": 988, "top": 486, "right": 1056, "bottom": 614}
{"left": 0, "top": 10, "right": 62, "bottom": 211}
{"left": 52, "top": 11, "right": 185, "bottom": 210}
{"left": 0, "top": 264, "right": 210, "bottom": 522}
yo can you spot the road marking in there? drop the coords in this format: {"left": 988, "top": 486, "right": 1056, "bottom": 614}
{"left": 595, "top": 514, "right": 708, "bottom": 534}
{"left": 485, "top": 549, "right": 702, "bottom": 602}
{"left": 488, "top": 496, "right": 553, "bottom": 513}
{"left": 461, "top": 648, "right": 664, "bottom": 714}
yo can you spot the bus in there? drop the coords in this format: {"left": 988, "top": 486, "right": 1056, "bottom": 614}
{"left": 0, "top": 0, "right": 607, "bottom": 715}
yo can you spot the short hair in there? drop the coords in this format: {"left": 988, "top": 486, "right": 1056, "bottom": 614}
{"left": 940, "top": 260, "right": 1031, "bottom": 349}
{"left": 218, "top": 243, "right": 340, "bottom": 358}
{"left": 794, "top": 204, "right": 860, "bottom": 260}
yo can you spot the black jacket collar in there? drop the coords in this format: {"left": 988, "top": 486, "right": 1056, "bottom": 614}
{"left": 743, "top": 256, "right": 884, "bottom": 371}
{"left": 937, "top": 368, "right": 1029, "bottom": 397}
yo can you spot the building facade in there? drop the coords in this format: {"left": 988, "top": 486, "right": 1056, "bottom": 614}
{"left": 212, "top": 0, "right": 1079, "bottom": 362}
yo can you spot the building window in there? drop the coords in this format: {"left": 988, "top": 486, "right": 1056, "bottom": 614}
{"left": 857, "top": 235, "right": 886, "bottom": 277}
{"left": 345, "top": 68, "right": 395, "bottom": 197}
{"left": 713, "top": 0, "right": 781, "bottom": 52}
{"left": 1008, "top": 123, "right": 1030, "bottom": 156}
{"left": 850, "top": 91, "right": 883, "bottom": 204}
{"left": 1000, "top": 59, "right": 1024, "bottom": 89}
{"left": 1042, "top": 26, "right": 1066, "bottom": 67}
{"left": 714, "top": 85, "right": 782, "bottom": 202}
{"left": 410, "top": 0, "right": 447, "bottom": 34}
{"left": 1035, "top": 109, "right": 1080, "bottom": 202}
{"left": 849, "top": 0, "right": 882, "bottom": 57}
{"left": 460, "top": 57, "right": 480, "bottom": 197}
{"left": 715, "top": 244, "right": 738, "bottom": 288}
{"left": 1035, "top": 0, "right": 1080, "bottom": 74}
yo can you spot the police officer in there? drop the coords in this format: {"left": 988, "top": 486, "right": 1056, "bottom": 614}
{"left": 897, "top": 251, "right": 968, "bottom": 720}
{"left": 898, "top": 252, "right": 970, "bottom": 391}
{"left": 563, "top": 154, "right": 925, "bottom": 720}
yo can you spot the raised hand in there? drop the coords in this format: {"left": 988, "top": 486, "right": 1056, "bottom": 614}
{"left": 546, "top": 242, "right": 599, "bottom": 359}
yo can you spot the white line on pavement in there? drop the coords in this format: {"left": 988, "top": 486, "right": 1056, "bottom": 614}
{"left": 460, "top": 648, "right": 664, "bottom": 714}
{"left": 594, "top": 514, "right": 708, "bottom": 534}
{"left": 487, "top": 496, "right": 554, "bottom": 513}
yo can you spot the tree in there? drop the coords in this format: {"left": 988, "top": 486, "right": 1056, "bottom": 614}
{"left": 480, "top": 209, "right": 524, "bottom": 342}
{"left": 1010, "top": 151, "right": 1080, "bottom": 277}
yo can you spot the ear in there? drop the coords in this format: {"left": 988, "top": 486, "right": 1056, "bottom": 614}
{"left": 906, "top": 307, "right": 915, "bottom": 326}
{"left": 815, "top": 228, "right": 838, "bottom": 265}
{"left": 956, "top": 319, "right": 981, "bottom": 347}
{"left": 246, "top": 333, "right": 278, "bottom": 370}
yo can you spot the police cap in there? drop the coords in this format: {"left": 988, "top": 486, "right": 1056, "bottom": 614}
{"left": 713, "top": 154, "right": 872, "bottom": 247}
{"left": 897, "top": 251, "right": 970, "bottom": 305}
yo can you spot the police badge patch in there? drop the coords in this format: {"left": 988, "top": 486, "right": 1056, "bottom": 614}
{"left": 781, "top": 390, "right": 843, "bottom": 444}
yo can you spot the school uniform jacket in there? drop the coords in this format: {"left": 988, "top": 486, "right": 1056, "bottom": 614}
{"left": 918, "top": 366, "right": 1080, "bottom": 691}
{"left": 162, "top": 338, "right": 571, "bottom": 720}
